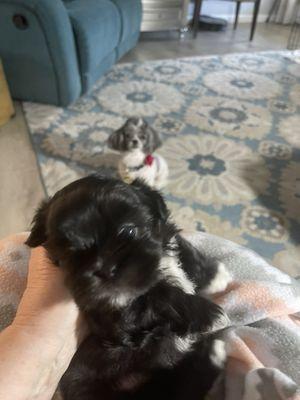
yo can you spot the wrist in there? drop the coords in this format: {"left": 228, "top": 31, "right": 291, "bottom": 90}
{"left": 10, "top": 302, "right": 86, "bottom": 354}
{"left": 0, "top": 324, "right": 59, "bottom": 400}
{"left": 0, "top": 323, "right": 80, "bottom": 400}
{"left": 13, "top": 285, "right": 82, "bottom": 341}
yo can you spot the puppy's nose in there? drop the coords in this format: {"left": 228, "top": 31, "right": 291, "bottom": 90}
{"left": 94, "top": 263, "right": 116, "bottom": 280}
{"left": 132, "top": 139, "right": 138, "bottom": 146}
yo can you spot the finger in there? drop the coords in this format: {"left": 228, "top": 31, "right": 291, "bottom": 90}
{"left": 29, "top": 246, "right": 48, "bottom": 266}
{"left": 28, "top": 247, "right": 61, "bottom": 281}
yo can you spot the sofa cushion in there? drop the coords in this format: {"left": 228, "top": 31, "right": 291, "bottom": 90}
{"left": 66, "top": 0, "right": 121, "bottom": 88}
{"left": 116, "top": 32, "right": 140, "bottom": 60}
{"left": 0, "top": 0, "right": 81, "bottom": 106}
{"left": 84, "top": 49, "right": 116, "bottom": 93}
{"left": 110, "top": 0, "right": 142, "bottom": 44}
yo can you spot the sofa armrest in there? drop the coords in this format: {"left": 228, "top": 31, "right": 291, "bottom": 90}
{"left": 0, "top": 0, "right": 81, "bottom": 105}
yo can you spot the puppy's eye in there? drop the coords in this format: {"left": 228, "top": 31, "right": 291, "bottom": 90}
{"left": 118, "top": 225, "right": 138, "bottom": 239}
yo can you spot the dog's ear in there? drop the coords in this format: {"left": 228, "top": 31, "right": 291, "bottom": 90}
{"left": 132, "top": 179, "right": 169, "bottom": 223}
{"left": 108, "top": 126, "right": 126, "bottom": 151}
{"left": 25, "top": 200, "right": 50, "bottom": 247}
{"left": 143, "top": 122, "right": 162, "bottom": 153}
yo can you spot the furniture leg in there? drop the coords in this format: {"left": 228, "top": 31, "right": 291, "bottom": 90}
{"left": 250, "top": 0, "right": 261, "bottom": 41}
{"left": 193, "top": 0, "right": 203, "bottom": 38}
{"left": 234, "top": 1, "right": 241, "bottom": 29}
{"left": 266, "top": 0, "right": 281, "bottom": 22}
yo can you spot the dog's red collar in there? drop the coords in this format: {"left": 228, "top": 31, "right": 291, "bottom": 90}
{"left": 126, "top": 155, "right": 155, "bottom": 172}
{"left": 144, "top": 154, "right": 154, "bottom": 166}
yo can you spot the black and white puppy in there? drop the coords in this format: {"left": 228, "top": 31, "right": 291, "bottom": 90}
{"left": 108, "top": 118, "right": 169, "bottom": 189}
{"left": 26, "top": 175, "right": 230, "bottom": 400}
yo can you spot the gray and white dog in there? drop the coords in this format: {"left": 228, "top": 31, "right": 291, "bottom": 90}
{"left": 108, "top": 117, "right": 169, "bottom": 189}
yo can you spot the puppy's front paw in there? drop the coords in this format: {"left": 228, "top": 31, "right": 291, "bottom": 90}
{"left": 209, "top": 309, "right": 230, "bottom": 332}
{"left": 194, "top": 299, "right": 230, "bottom": 334}
{"left": 203, "top": 262, "right": 231, "bottom": 295}
{"left": 210, "top": 339, "right": 227, "bottom": 368}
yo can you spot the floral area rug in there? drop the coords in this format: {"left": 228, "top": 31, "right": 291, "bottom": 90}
{"left": 23, "top": 51, "right": 300, "bottom": 276}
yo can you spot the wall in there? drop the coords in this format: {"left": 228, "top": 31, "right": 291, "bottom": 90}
{"left": 188, "top": 0, "right": 273, "bottom": 23}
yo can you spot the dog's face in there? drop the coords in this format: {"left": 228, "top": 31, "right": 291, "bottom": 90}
{"left": 26, "top": 176, "right": 176, "bottom": 310}
{"left": 108, "top": 118, "right": 162, "bottom": 153}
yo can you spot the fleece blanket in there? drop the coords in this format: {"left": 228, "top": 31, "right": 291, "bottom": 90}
{"left": 0, "top": 232, "right": 300, "bottom": 399}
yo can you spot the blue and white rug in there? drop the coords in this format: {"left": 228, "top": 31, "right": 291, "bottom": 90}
{"left": 23, "top": 51, "right": 300, "bottom": 276}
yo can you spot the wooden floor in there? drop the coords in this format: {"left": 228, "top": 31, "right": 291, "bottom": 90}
{"left": 0, "top": 22, "right": 292, "bottom": 238}
{"left": 122, "top": 22, "right": 291, "bottom": 62}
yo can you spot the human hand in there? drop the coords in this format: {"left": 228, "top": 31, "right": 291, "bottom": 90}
{"left": 0, "top": 247, "right": 88, "bottom": 400}
{"left": 13, "top": 246, "right": 85, "bottom": 340}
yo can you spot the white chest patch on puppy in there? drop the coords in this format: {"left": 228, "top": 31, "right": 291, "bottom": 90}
{"left": 158, "top": 252, "right": 195, "bottom": 295}
{"left": 106, "top": 291, "right": 135, "bottom": 308}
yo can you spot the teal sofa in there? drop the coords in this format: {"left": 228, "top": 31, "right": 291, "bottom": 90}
{"left": 0, "top": 0, "right": 142, "bottom": 106}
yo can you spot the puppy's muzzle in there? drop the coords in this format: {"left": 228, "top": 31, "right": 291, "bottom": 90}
{"left": 93, "top": 259, "right": 117, "bottom": 280}
{"left": 131, "top": 139, "right": 140, "bottom": 149}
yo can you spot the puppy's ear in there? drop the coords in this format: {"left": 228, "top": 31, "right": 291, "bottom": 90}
{"left": 108, "top": 127, "right": 125, "bottom": 151}
{"left": 143, "top": 122, "right": 162, "bottom": 153}
{"left": 25, "top": 200, "right": 50, "bottom": 247}
{"left": 132, "top": 179, "right": 169, "bottom": 223}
